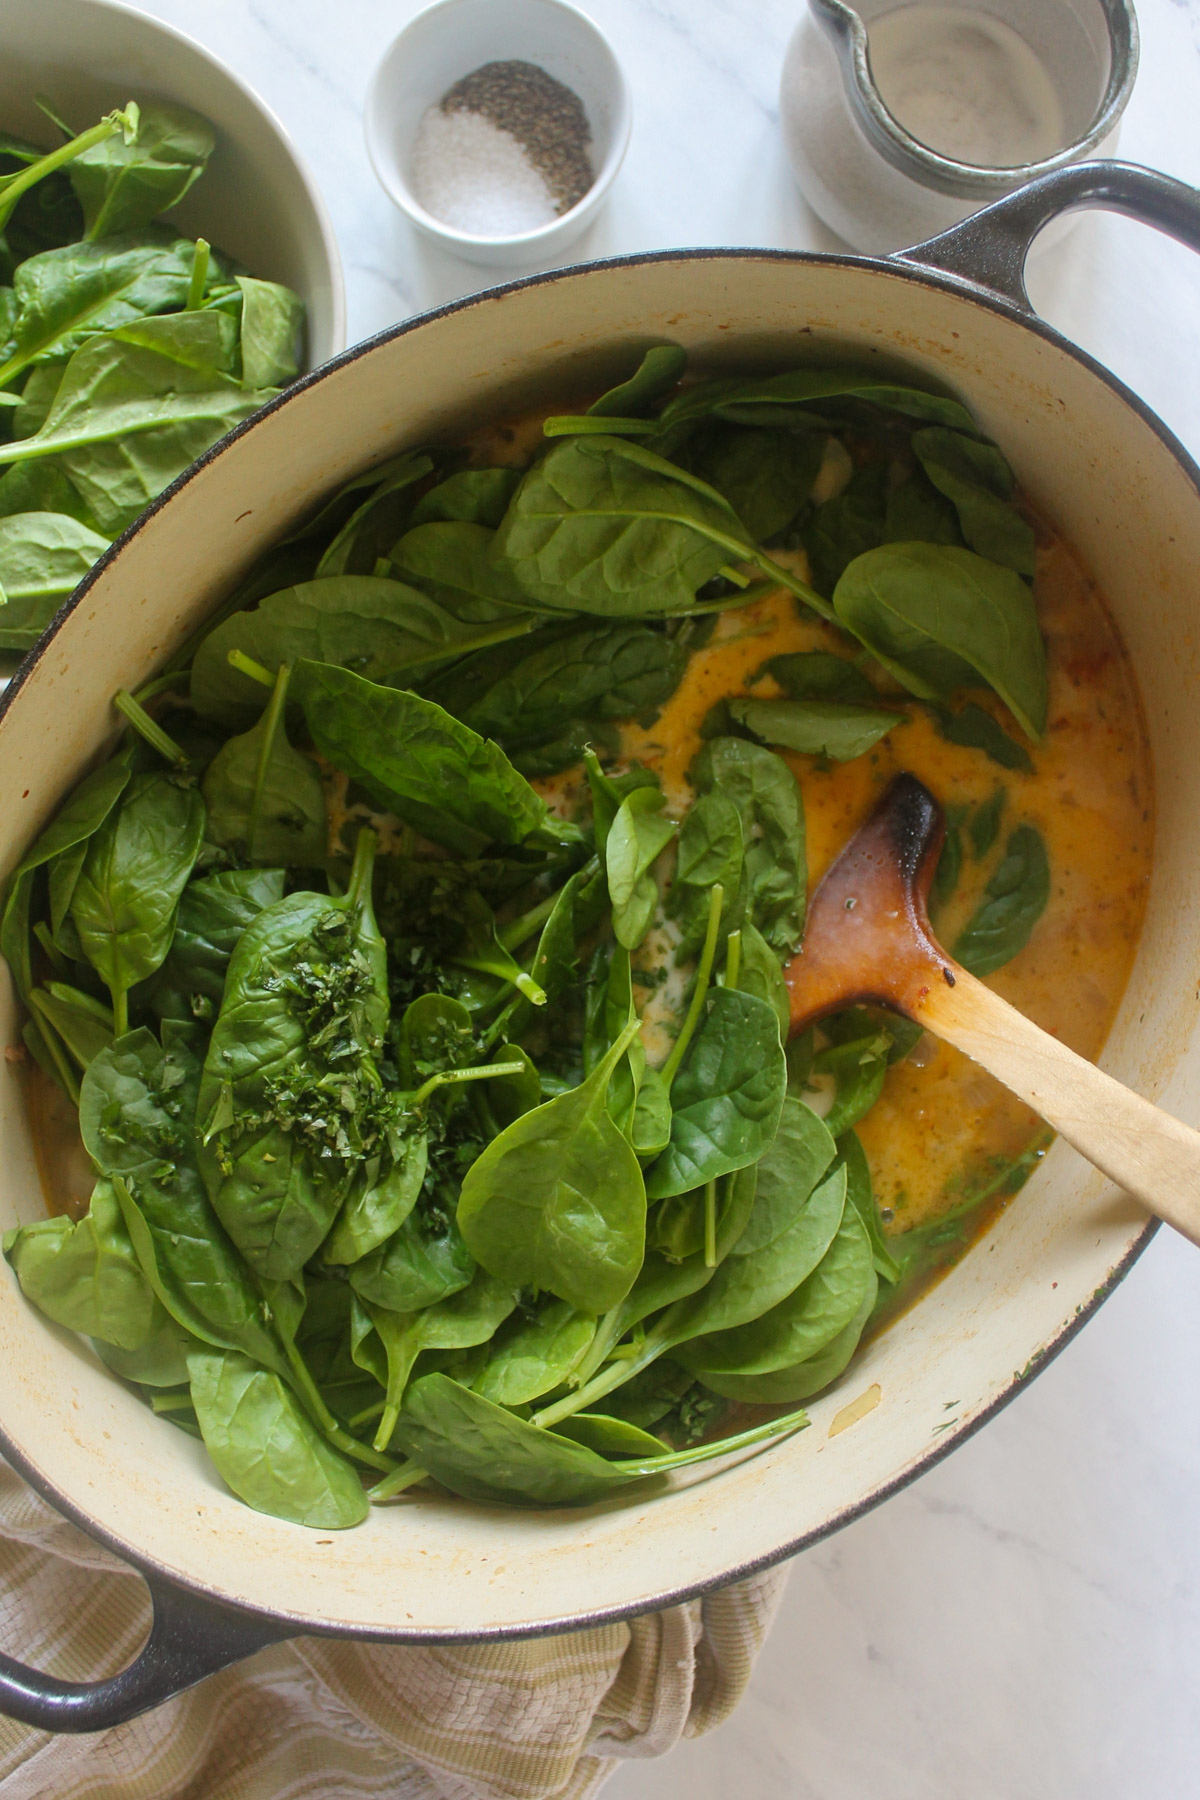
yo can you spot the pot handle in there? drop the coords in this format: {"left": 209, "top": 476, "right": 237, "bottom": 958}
{"left": 894, "top": 160, "right": 1200, "bottom": 312}
{"left": 0, "top": 1568, "right": 295, "bottom": 1732}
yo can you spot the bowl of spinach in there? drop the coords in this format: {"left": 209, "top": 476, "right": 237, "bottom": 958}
{"left": 0, "top": 214, "right": 1189, "bottom": 1716}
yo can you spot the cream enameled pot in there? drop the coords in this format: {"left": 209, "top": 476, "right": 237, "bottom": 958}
{"left": 1, "top": 161, "right": 1199, "bottom": 1732}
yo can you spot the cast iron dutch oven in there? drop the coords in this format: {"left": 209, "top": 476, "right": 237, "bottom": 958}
{"left": 0, "top": 162, "right": 1198, "bottom": 1730}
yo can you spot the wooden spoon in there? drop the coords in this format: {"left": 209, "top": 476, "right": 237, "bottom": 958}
{"left": 782, "top": 773, "right": 1200, "bottom": 1247}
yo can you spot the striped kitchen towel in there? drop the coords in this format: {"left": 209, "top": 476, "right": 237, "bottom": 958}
{"left": 0, "top": 1462, "right": 789, "bottom": 1798}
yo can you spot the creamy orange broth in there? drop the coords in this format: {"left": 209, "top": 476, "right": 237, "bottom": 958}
{"left": 616, "top": 519, "right": 1153, "bottom": 1242}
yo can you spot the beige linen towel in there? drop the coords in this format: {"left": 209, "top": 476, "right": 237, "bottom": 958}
{"left": 0, "top": 1462, "right": 789, "bottom": 1798}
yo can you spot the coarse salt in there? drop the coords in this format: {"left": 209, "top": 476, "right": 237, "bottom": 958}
{"left": 411, "top": 107, "right": 558, "bottom": 237}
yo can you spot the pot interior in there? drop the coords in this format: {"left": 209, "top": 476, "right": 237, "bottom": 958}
{"left": 0, "top": 253, "right": 1191, "bottom": 1638}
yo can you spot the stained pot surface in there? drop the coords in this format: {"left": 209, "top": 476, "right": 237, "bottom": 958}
{"left": 0, "top": 252, "right": 1189, "bottom": 1640}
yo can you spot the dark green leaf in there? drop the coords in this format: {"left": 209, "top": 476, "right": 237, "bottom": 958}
{"left": 70, "top": 103, "right": 215, "bottom": 239}
{"left": 803, "top": 463, "right": 887, "bottom": 595}
{"left": 474, "top": 1298, "right": 597, "bottom": 1406}
{"left": 457, "top": 1023, "right": 646, "bottom": 1313}
{"left": 151, "top": 866, "right": 285, "bottom": 1021}
{"left": 4, "top": 1176, "right": 158, "bottom": 1349}
{"left": 201, "top": 690, "right": 326, "bottom": 867}
{"left": 295, "top": 663, "right": 549, "bottom": 858}
{"left": 691, "top": 738, "right": 806, "bottom": 953}
{"left": 912, "top": 427, "right": 1036, "bottom": 576}
{"left": 657, "top": 366, "right": 977, "bottom": 432}
{"left": 685, "top": 424, "right": 824, "bottom": 543}
{"left": 188, "top": 1347, "right": 367, "bottom": 1528}
{"left": 409, "top": 468, "right": 520, "bottom": 529}
{"left": 833, "top": 542, "right": 1047, "bottom": 739}
{"left": 839, "top": 1128, "right": 901, "bottom": 1284}
{"left": 757, "top": 650, "right": 879, "bottom": 705}
{"left": 586, "top": 344, "right": 687, "bottom": 417}
{"left": 931, "top": 702, "right": 1033, "bottom": 773}
{"left": 492, "top": 435, "right": 749, "bottom": 616}
{"left": 727, "top": 696, "right": 905, "bottom": 761}
{"left": 969, "top": 786, "right": 1006, "bottom": 859}
{"left": 646, "top": 989, "right": 787, "bottom": 1199}
{"left": 349, "top": 1203, "right": 475, "bottom": 1313}
{"left": 953, "top": 823, "right": 1050, "bottom": 976}
{"left": 236, "top": 277, "right": 304, "bottom": 389}
{"left": 390, "top": 520, "right": 534, "bottom": 619}
{"left": 0, "top": 510, "right": 109, "bottom": 649}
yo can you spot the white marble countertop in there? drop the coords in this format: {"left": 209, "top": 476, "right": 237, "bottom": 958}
{"left": 114, "top": 0, "right": 1200, "bottom": 1792}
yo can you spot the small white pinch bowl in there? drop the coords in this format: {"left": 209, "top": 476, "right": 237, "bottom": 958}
{"left": 0, "top": 0, "right": 345, "bottom": 366}
{"left": 365, "top": 0, "right": 632, "bottom": 268}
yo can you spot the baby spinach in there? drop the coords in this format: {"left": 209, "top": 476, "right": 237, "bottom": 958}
{"left": 954, "top": 823, "right": 1051, "bottom": 976}
{"left": 692, "top": 737, "right": 806, "bottom": 952}
{"left": 668, "top": 787, "right": 744, "bottom": 959}
{"left": 188, "top": 1347, "right": 367, "bottom": 1528}
{"left": 685, "top": 424, "right": 824, "bottom": 543}
{"left": 235, "top": 277, "right": 304, "bottom": 390}
{"left": 697, "top": 1271, "right": 877, "bottom": 1404}
{"left": 931, "top": 701, "right": 1034, "bottom": 773}
{"left": 657, "top": 365, "right": 977, "bottom": 432}
{"left": 474, "top": 1297, "right": 597, "bottom": 1406}
{"left": 390, "top": 520, "right": 533, "bottom": 619}
{"left": 196, "top": 832, "right": 389, "bottom": 1281}
{"left": 314, "top": 452, "right": 433, "bottom": 579}
{"left": 4, "top": 1176, "right": 159, "bottom": 1350}
{"left": 912, "top": 427, "right": 1036, "bottom": 576}
{"left": 0, "top": 511, "right": 110, "bottom": 649}
{"left": 68, "top": 771, "right": 205, "bottom": 1034}
{"left": 493, "top": 435, "right": 751, "bottom": 615}
{"left": 409, "top": 468, "right": 520, "bottom": 529}
{"left": 152, "top": 866, "right": 285, "bottom": 1021}
{"left": 201, "top": 667, "right": 327, "bottom": 867}
{"left": 392, "top": 1371, "right": 807, "bottom": 1507}
{"left": 969, "top": 786, "right": 1007, "bottom": 859}
{"left": 839, "top": 1129, "right": 901, "bottom": 1284}
{"left": 607, "top": 785, "right": 676, "bottom": 949}
{"left": 70, "top": 102, "right": 214, "bottom": 240}
{"left": 458, "top": 1020, "right": 646, "bottom": 1313}
{"left": 645, "top": 989, "right": 786, "bottom": 1199}
{"left": 804, "top": 463, "right": 887, "bottom": 595}
{"left": 586, "top": 343, "right": 688, "bottom": 417}
{"left": 833, "top": 542, "right": 1048, "bottom": 739}
{"left": 348, "top": 1201, "right": 475, "bottom": 1313}
{"left": 732, "top": 921, "right": 790, "bottom": 1040}
{"left": 294, "top": 662, "right": 551, "bottom": 858}
{"left": 28, "top": 981, "right": 113, "bottom": 1073}
{"left": 757, "top": 650, "right": 879, "bottom": 706}
{"left": 727, "top": 696, "right": 905, "bottom": 761}
{"left": 79, "top": 1024, "right": 286, "bottom": 1373}
{"left": 322, "top": 1132, "right": 428, "bottom": 1267}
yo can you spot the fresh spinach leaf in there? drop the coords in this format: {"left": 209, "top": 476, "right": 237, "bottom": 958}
{"left": 969, "top": 786, "right": 1006, "bottom": 859}
{"left": 151, "top": 866, "right": 285, "bottom": 1021}
{"left": 645, "top": 989, "right": 787, "bottom": 1199}
{"left": 833, "top": 542, "right": 1048, "bottom": 739}
{"left": 607, "top": 785, "right": 675, "bottom": 949}
{"left": 657, "top": 366, "right": 977, "bottom": 432}
{"left": 474, "top": 1296, "right": 597, "bottom": 1406}
{"left": 322, "top": 1131, "right": 428, "bottom": 1267}
{"left": 28, "top": 981, "right": 113, "bottom": 1072}
{"left": 727, "top": 696, "right": 905, "bottom": 761}
{"left": 731, "top": 921, "right": 790, "bottom": 1040}
{"left": 697, "top": 1269, "right": 877, "bottom": 1404}
{"left": 196, "top": 835, "right": 389, "bottom": 1281}
{"left": 70, "top": 102, "right": 214, "bottom": 239}
{"left": 4, "top": 1176, "right": 159, "bottom": 1349}
{"left": 931, "top": 702, "right": 1034, "bottom": 773}
{"left": 0, "top": 511, "right": 110, "bottom": 649}
{"left": 315, "top": 453, "right": 433, "bottom": 579}
{"left": 409, "top": 468, "right": 519, "bottom": 529}
{"left": 201, "top": 671, "right": 326, "bottom": 867}
{"left": 492, "top": 435, "right": 750, "bottom": 616}
{"left": 457, "top": 1020, "right": 647, "bottom": 1313}
{"left": 692, "top": 738, "right": 806, "bottom": 953}
{"left": 839, "top": 1128, "right": 901, "bottom": 1284}
{"left": 587, "top": 344, "right": 687, "bottom": 417}
{"left": 685, "top": 424, "right": 824, "bottom": 543}
{"left": 79, "top": 1023, "right": 286, "bottom": 1372}
{"left": 912, "top": 427, "right": 1036, "bottom": 576}
{"left": 953, "top": 823, "right": 1050, "bottom": 976}
{"left": 666, "top": 786, "right": 744, "bottom": 959}
{"left": 69, "top": 771, "right": 205, "bottom": 1033}
{"left": 803, "top": 463, "right": 887, "bottom": 595}
{"left": 188, "top": 1347, "right": 367, "bottom": 1528}
{"left": 348, "top": 1200, "right": 475, "bottom": 1313}
{"left": 389, "top": 520, "right": 534, "bottom": 619}
{"left": 294, "top": 662, "right": 551, "bottom": 858}
{"left": 235, "top": 277, "right": 304, "bottom": 389}
{"left": 757, "top": 650, "right": 879, "bottom": 705}
{"left": 883, "top": 468, "right": 961, "bottom": 545}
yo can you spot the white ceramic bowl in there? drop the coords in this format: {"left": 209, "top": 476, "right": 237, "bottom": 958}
{"left": 0, "top": 0, "right": 345, "bottom": 366}
{"left": 365, "top": 0, "right": 631, "bottom": 267}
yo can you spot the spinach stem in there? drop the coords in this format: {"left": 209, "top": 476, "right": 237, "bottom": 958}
{"left": 0, "top": 103, "right": 138, "bottom": 247}
{"left": 724, "top": 929, "right": 742, "bottom": 990}
{"left": 616, "top": 1406, "right": 810, "bottom": 1478}
{"left": 187, "top": 237, "right": 210, "bottom": 312}
{"left": 113, "top": 688, "right": 189, "bottom": 769}
{"left": 367, "top": 1462, "right": 429, "bottom": 1504}
{"left": 32, "top": 923, "right": 68, "bottom": 978}
{"left": 247, "top": 662, "right": 291, "bottom": 860}
{"left": 346, "top": 827, "right": 378, "bottom": 914}
{"left": 499, "top": 889, "right": 563, "bottom": 953}
{"left": 278, "top": 1328, "right": 398, "bottom": 1475}
{"left": 349, "top": 1399, "right": 386, "bottom": 1429}
{"left": 112, "top": 989, "right": 128, "bottom": 1040}
{"left": 132, "top": 670, "right": 189, "bottom": 705}
{"left": 410, "top": 1061, "right": 524, "bottom": 1109}
{"left": 531, "top": 1329, "right": 665, "bottom": 1428}
{"left": 661, "top": 882, "right": 724, "bottom": 1091}
{"left": 27, "top": 1012, "right": 80, "bottom": 1105}
{"left": 683, "top": 582, "right": 779, "bottom": 617}
{"left": 226, "top": 647, "right": 275, "bottom": 689}
{"left": 542, "top": 415, "right": 658, "bottom": 438}
{"left": 717, "top": 564, "right": 751, "bottom": 589}
{"left": 751, "top": 550, "right": 835, "bottom": 621}
{"left": 704, "top": 1180, "right": 718, "bottom": 1268}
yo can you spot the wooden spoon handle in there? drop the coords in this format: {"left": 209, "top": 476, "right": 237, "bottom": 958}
{"left": 922, "top": 968, "right": 1200, "bottom": 1247}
